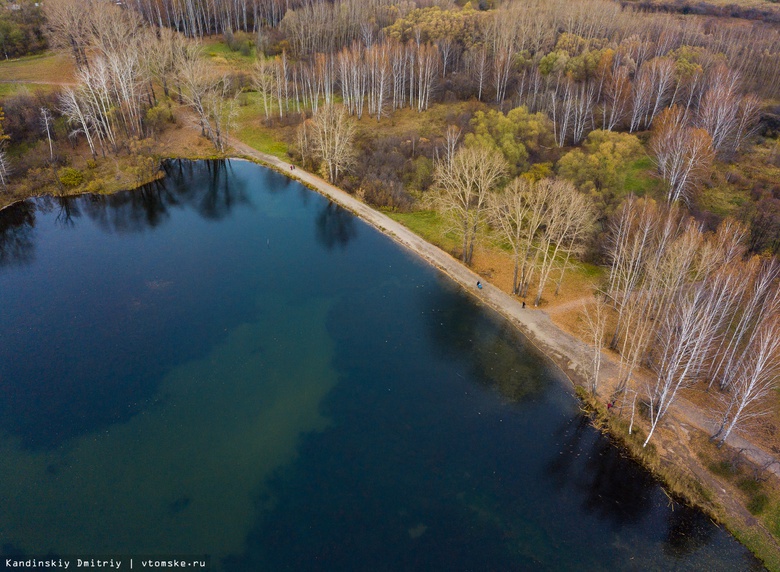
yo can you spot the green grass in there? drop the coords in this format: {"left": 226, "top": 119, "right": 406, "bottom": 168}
{"left": 698, "top": 440, "right": 780, "bottom": 569}
{"left": 232, "top": 92, "right": 290, "bottom": 159}
{"left": 0, "top": 83, "right": 22, "bottom": 97}
{"left": 387, "top": 209, "right": 460, "bottom": 252}
{"left": 0, "top": 81, "right": 60, "bottom": 98}
{"left": 623, "top": 156, "right": 662, "bottom": 197}
{"left": 770, "top": 503, "right": 780, "bottom": 538}
{"left": 236, "top": 125, "right": 288, "bottom": 158}
{"left": 698, "top": 181, "right": 751, "bottom": 218}
{"left": 578, "top": 262, "right": 604, "bottom": 279}
{"left": 203, "top": 37, "right": 256, "bottom": 67}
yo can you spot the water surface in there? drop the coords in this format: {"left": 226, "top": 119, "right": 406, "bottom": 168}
{"left": 0, "top": 160, "right": 761, "bottom": 570}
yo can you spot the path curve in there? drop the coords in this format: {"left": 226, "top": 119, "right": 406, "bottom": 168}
{"left": 223, "top": 135, "right": 780, "bottom": 482}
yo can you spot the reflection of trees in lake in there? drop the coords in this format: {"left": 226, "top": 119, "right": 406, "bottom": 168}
{"left": 546, "top": 415, "right": 655, "bottom": 527}
{"left": 54, "top": 196, "right": 81, "bottom": 228}
{"left": 193, "top": 159, "right": 250, "bottom": 220}
{"left": 315, "top": 201, "right": 357, "bottom": 250}
{"left": 423, "top": 282, "right": 547, "bottom": 401}
{"left": 62, "top": 160, "right": 253, "bottom": 234}
{"left": 0, "top": 160, "right": 254, "bottom": 265}
{"left": 0, "top": 201, "right": 36, "bottom": 267}
{"left": 80, "top": 181, "right": 177, "bottom": 233}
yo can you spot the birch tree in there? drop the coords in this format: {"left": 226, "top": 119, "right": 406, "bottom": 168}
{"left": 650, "top": 106, "right": 714, "bottom": 205}
{"left": 434, "top": 145, "right": 508, "bottom": 265}
{"left": 489, "top": 177, "right": 531, "bottom": 294}
{"left": 532, "top": 181, "right": 595, "bottom": 307}
{"left": 0, "top": 146, "right": 10, "bottom": 189}
{"left": 712, "top": 312, "right": 780, "bottom": 446}
{"left": 304, "top": 103, "right": 356, "bottom": 183}
{"left": 581, "top": 295, "right": 608, "bottom": 395}
{"left": 42, "top": 0, "right": 91, "bottom": 68}
{"left": 644, "top": 280, "right": 720, "bottom": 446}
{"left": 252, "top": 58, "right": 275, "bottom": 119}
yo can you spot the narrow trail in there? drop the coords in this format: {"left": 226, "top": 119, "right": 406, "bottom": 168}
{"left": 221, "top": 130, "right": 780, "bottom": 484}
{"left": 544, "top": 295, "right": 592, "bottom": 315}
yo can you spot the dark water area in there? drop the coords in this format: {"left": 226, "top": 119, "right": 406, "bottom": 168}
{"left": 0, "top": 160, "right": 762, "bottom": 570}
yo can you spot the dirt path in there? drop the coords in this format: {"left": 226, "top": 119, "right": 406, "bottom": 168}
{"left": 222, "top": 134, "right": 780, "bottom": 485}
{"left": 543, "top": 295, "right": 592, "bottom": 315}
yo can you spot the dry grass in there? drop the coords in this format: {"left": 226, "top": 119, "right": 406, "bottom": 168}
{"left": 0, "top": 51, "right": 76, "bottom": 85}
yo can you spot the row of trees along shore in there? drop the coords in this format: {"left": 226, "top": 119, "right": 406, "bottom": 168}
{"left": 2, "top": 0, "right": 776, "bottom": 451}
{"left": 586, "top": 198, "right": 780, "bottom": 448}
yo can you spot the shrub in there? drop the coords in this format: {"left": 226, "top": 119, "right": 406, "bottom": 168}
{"left": 747, "top": 493, "right": 769, "bottom": 515}
{"left": 58, "top": 167, "right": 84, "bottom": 188}
{"left": 145, "top": 104, "right": 174, "bottom": 135}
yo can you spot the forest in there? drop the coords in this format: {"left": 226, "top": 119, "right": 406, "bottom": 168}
{"left": 1, "top": 0, "right": 780, "bottom": 565}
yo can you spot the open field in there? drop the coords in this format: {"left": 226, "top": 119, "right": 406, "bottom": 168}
{"left": 0, "top": 51, "right": 75, "bottom": 85}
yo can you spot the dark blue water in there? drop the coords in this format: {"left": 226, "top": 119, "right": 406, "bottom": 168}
{"left": 0, "top": 160, "right": 761, "bottom": 570}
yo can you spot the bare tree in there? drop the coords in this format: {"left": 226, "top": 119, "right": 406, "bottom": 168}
{"left": 709, "top": 259, "right": 779, "bottom": 391}
{"left": 40, "top": 108, "right": 54, "bottom": 162}
{"left": 252, "top": 58, "right": 275, "bottom": 119}
{"left": 532, "top": 180, "right": 595, "bottom": 306}
{"left": 303, "top": 103, "right": 357, "bottom": 183}
{"left": 696, "top": 66, "right": 741, "bottom": 154}
{"left": 712, "top": 311, "right": 780, "bottom": 446}
{"left": 581, "top": 294, "right": 608, "bottom": 395}
{"left": 175, "top": 43, "right": 237, "bottom": 152}
{"left": 489, "top": 177, "right": 531, "bottom": 294}
{"left": 435, "top": 145, "right": 508, "bottom": 265}
{"left": 650, "top": 106, "right": 714, "bottom": 204}
{"left": 644, "top": 279, "right": 720, "bottom": 446}
{"left": 466, "top": 44, "right": 489, "bottom": 102}
{"left": 0, "top": 146, "right": 10, "bottom": 189}
{"left": 443, "top": 125, "right": 461, "bottom": 169}
{"left": 42, "top": 0, "right": 91, "bottom": 68}
{"left": 59, "top": 86, "right": 98, "bottom": 158}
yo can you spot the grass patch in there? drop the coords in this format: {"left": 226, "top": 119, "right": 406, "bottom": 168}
{"left": 387, "top": 209, "right": 461, "bottom": 253}
{"left": 356, "top": 100, "right": 487, "bottom": 141}
{"left": 231, "top": 92, "right": 291, "bottom": 159}
{"left": 698, "top": 181, "right": 750, "bottom": 218}
{"left": 235, "top": 124, "right": 289, "bottom": 158}
{"left": 202, "top": 36, "right": 256, "bottom": 69}
{"left": 578, "top": 262, "right": 604, "bottom": 279}
{"left": 708, "top": 459, "right": 740, "bottom": 478}
{"left": 0, "top": 51, "right": 75, "bottom": 84}
{"left": 623, "top": 155, "right": 662, "bottom": 198}
{"left": 748, "top": 493, "right": 770, "bottom": 516}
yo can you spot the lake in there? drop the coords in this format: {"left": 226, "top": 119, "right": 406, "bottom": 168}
{"left": 0, "top": 160, "right": 761, "bottom": 571}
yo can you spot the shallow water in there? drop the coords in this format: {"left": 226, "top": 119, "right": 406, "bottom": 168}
{"left": 0, "top": 160, "right": 761, "bottom": 570}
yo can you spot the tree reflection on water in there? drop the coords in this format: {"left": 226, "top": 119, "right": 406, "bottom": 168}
{"left": 315, "top": 201, "right": 357, "bottom": 250}
{"left": 0, "top": 200, "right": 36, "bottom": 267}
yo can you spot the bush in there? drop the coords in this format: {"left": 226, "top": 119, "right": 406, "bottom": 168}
{"left": 58, "top": 167, "right": 84, "bottom": 188}
{"left": 145, "top": 104, "right": 174, "bottom": 135}
{"left": 747, "top": 493, "right": 769, "bottom": 515}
